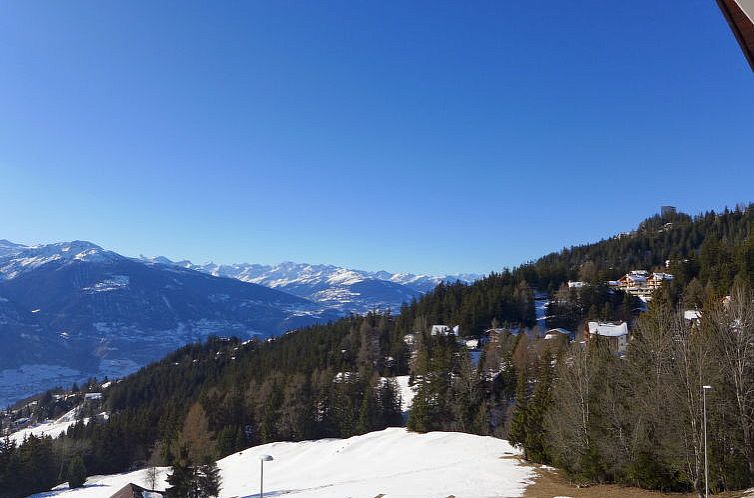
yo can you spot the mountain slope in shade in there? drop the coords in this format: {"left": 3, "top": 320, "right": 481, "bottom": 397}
{"left": 0, "top": 241, "right": 337, "bottom": 406}
{"left": 149, "top": 259, "right": 480, "bottom": 313}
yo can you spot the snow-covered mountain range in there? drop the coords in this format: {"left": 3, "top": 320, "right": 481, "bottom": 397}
{"left": 143, "top": 257, "right": 479, "bottom": 313}
{"left": 0, "top": 239, "right": 479, "bottom": 406}
{"left": 0, "top": 241, "right": 335, "bottom": 406}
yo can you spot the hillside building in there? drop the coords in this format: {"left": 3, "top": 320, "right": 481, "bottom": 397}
{"left": 109, "top": 483, "right": 164, "bottom": 498}
{"left": 545, "top": 327, "right": 575, "bottom": 342}
{"left": 611, "top": 270, "right": 673, "bottom": 299}
{"left": 431, "top": 325, "right": 459, "bottom": 336}
{"left": 585, "top": 321, "right": 629, "bottom": 354}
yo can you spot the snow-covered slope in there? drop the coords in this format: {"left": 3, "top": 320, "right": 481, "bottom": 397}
{"left": 0, "top": 240, "right": 120, "bottom": 280}
{"left": 8, "top": 405, "right": 96, "bottom": 444}
{"left": 34, "top": 428, "right": 534, "bottom": 498}
{"left": 146, "top": 258, "right": 481, "bottom": 313}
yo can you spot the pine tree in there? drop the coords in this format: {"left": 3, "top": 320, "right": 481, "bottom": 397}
{"left": 524, "top": 354, "right": 554, "bottom": 463}
{"left": 234, "top": 427, "right": 247, "bottom": 452}
{"left": 507, "top": 369, "right": 528, "bottom": 450}
{"left": 197, "top": 462, "right": 222, "bottom": 498}
{"left": 357, "top": 382, "right": 375, "bottom": 434}
{"left": 165, "top": 451, "right": 194, "bottom": 498}
{"left": 357, "top": 319, "right": 381, "bottom": 369}
{"left": 67, "top": 454, "right": 87, "bottom": 488}
{"left": 215, "top": 426, "right": 237, "bottom": 458}
{"left": 406, "top": 378, "right": 432, "bottom": 433}
{"left": 378, "top": 377, "right": 403, "bottom": 427}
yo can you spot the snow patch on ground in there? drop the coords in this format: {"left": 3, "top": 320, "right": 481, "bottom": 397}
{"left": 83, "top": 275, "right": 129, "bottom": 293}
{"left": 393, "top": 375, "right": 416, "bottom": 413}
{"left": 32, "top": 428, "right": 534, "bottom": 498}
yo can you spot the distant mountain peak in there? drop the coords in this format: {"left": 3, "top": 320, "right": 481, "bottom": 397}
{"left": 0, "top": 239, "right": 28, "bottom": 259}
{"left": 0, "top": 240, "right": 121, "bottom": 281}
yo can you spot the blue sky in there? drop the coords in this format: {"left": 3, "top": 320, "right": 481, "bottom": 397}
{"left": 1, "top": 1, "right": 753, "bottom": 275}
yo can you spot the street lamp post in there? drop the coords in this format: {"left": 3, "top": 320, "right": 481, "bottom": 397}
{"left": 259, "top": 454, "right": 273, "bottom": 498}
{"left": 702, "top": 385, "right": 712, "bottom": 498}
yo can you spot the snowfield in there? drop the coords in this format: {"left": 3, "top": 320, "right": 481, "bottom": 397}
{"left": 9, "top": 406, "right": 92, "bottom": 444}
{"left": 32, "top": 428, "right": 535, "bottom": 498}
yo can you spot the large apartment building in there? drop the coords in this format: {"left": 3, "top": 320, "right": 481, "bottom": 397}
{"left": 609, "top": 270, "right": 674, "bottom": 299}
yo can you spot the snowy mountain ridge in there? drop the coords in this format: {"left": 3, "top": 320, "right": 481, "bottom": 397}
{"left": 142, "top": 256, "right": 481, "bottom": 311}
{"left": 0, "top": 241, "right": 122, "bottom": 280}
{"left": 0, "top": 240, "right": 479, "bottom": 299}
{"left": 145, "top": 258, "right": 480, "bottom": 291}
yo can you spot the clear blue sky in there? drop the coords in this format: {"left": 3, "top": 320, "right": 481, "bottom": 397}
{"left": 1, "top": 1, "right": 753, "bottom": 275}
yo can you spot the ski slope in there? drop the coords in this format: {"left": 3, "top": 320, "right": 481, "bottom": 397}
{"left": 33, "top": 428, "right": 535, "bottom": 498}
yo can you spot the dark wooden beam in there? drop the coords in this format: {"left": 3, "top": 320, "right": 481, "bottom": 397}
{"left": 716, "top": 0, "right": 754, "bottom": 71}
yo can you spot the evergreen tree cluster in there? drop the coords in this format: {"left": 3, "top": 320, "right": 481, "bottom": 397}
{"left": 395, "top": 275, "right": 536, "bottom": 338}
{"left": 407, "top": 333, "right": 513, "bottom": 436}
{"left": 0, "top": 434, "right": 57, "bottom": 498}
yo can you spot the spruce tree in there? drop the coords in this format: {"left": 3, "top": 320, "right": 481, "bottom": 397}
{"left": 215, "top": 426, "right": 237, "bottom": 458}
{"left": 406, "top": 379, "right": 433, "bottom": 433}
{"left": 357, "top": 382, "right": 377, "bottom": 434}
{"left": 378, "top": 377, "right": 403, "bottom": 427}
{"left": 67, "top": 454, "right": 87, "bottom": 488}
{"left": 524, "top": 354, "right": 554, "bottom": 463}
{"left": 507, "top": 369, "right": 528, "bottom": 450}
{"left": 197, "top": 462, "right": 222, "bottom": 498}
{"left": 234, "top": 427, "right": 247, "bottom": 452}
{"left": 166, "top": 451, "right": 194, "bottom": 498}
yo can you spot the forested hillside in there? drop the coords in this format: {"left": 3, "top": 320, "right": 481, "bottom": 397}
{"left": 2, "top": 206, "right": 754, "bottom": 497}
{"left": 530, "top": 205, "right": 754, "bottom": 294}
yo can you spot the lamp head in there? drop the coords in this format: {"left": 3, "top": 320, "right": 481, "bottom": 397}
{"left": 260, "top": 454, "right": 274, "bottom": 461}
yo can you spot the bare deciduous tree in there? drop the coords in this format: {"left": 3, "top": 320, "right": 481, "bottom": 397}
{"left": 710, "top": 288, "right": 754, "bottom": 477}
